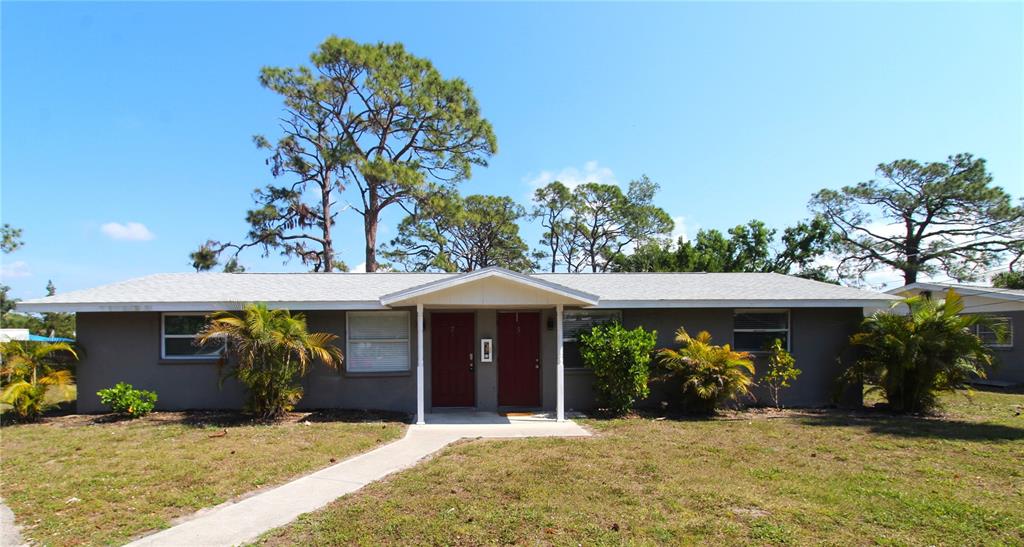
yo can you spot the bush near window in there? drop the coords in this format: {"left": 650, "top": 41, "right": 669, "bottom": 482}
{"left": 97, "top": 382, "right": 158, "bottom": 418}
{"left": 198, "top": 303, "right": 344, "bottom": 420}
{"left": 0, "top": 341, "right": 77, "bottom": 421}
{"left": 764, "top": 338, "right": 800, "bottom": 409}
{"left": 844, "top": 288, "right": 1000, "bottom": 414}
{"left": 656, "top": 329, "right": 756, "bottom": 414}
{"left": 578, "top": 322, "right": 657, "bottom": 416}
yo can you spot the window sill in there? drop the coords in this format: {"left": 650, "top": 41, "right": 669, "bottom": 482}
{"left": 343, "top": 371, "right": 412, "bottom": 379}
{"left": 159, "top": 359, "right": 221, "bottom": 365}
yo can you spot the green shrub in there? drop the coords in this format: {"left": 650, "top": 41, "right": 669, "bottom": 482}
{"left": 844, "top": 288, "right": 998, "bottom": 413}
{"left": 578, "top": 322, "right": 657, "bottom": 416}
{"left": 656, "top": 329, "right": 756, "bottom": 414}
{"left": 764, "top": 339, "right": 800, "bottom": 408}
{"left": 97, "top": 382, "right": 157, "bottom": 418}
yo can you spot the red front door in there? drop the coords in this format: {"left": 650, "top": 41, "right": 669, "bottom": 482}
{"left": 431, "top": 313, "right": 475, "bottom": 407}
{"left": 498, "top": 312, "right": 541, "bottom": 407}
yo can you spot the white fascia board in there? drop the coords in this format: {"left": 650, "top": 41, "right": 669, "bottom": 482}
{"left": 892, "top": 283, "right": 1024, "bottom": 302}
{"left": 15, "top": 301, "right": 389, "bottom": 313}
{"left": 379, "top": 267, "right": 599, "bottom": 306}
{"left": 591, "top": 299, "right": 897, "bottom": 309}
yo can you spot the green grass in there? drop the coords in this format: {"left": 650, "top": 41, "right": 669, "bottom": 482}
{"left": 257, "top": 389, "right": 1024, "bottom": 546}
{"left": 1, "top": 410, "right": 406, "bottom": 546}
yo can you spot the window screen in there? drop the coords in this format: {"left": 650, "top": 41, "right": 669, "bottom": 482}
{"left": 562, "top": 310, "right": 622, "bottom": 368}
{"left": 162, "top": 313, "right": 225, "bottom": 359}
{"left": 975, "top": 316, "right": 1013, "bottom": 348}
{"left": 733, "top": 311, "right": 789, "bottom": 352}
{"left": 562, "top": 310, "right": 622, "bottom": 342}
{"left": 347, "top": 312, "right": 410, "bottom": 373}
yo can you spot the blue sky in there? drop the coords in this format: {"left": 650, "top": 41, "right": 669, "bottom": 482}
{"left": 3, "top": 2, "right": 1021, "bottom": 299}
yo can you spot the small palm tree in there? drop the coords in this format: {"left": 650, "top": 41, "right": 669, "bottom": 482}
{"left": 1, "top": 341, "right": 78, "bottom": 421}
{"left": 847, "top": 288, "right": 999, "bottom": 414}
{"left": 197, "top": 303, "right": 343, "bottom": 419}
{"left": 656, "top": 329, "right": 756, "bottom": 414}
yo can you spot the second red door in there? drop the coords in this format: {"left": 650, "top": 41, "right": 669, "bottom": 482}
{"left": 498, "top": 312, "right": 541, "bottom": 407}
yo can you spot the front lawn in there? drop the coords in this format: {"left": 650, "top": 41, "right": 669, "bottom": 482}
{"left": 1, "top": 410, "right": 405, "bottom": 546}
{"left": 258, "top": 389, "right": 1024, "bottom": 546}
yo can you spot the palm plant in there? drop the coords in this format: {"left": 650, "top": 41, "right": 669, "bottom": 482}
{"left": 1, "top": 341, "right": 78, "bottom": 421}
{"left": 846, "top": 288, "right": 999, "bottom": 414}
{"left": 197, "top": 303, "right": 343, "bottom": 419}
{"left": 656, "top": 329, "right": 756, "bottom": 414}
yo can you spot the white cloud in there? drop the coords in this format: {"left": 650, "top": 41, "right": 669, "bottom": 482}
{"left": 100, "top": 222, "right": 155, "bottom": 241}
{"left": 523, "top": 161, "right": 618, "bottom": 191}
{"left": 0, "top": 260, "right": 31, "bottom": 279}
{"left": 670, "top": 215, "right": 691, "bottom": 243}
{"left": 350, "top": 261, "right": 367, "bottom": 273}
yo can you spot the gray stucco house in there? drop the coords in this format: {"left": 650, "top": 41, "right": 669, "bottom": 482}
{"left": 888, "top": 282, "right": 1023, "bottom": 386}
{"left": 18, "top": 267, "right": 896, "bottom": 422}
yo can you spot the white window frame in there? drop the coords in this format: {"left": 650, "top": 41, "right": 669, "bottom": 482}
{"left": 562, "top": 309, "right": 623, "bottom": 343}
{"left": 733, "top": 309, "right": 791, "bottom": 352}
{"left": 161, "top": 312, "right": 225, "bottom": 360}
{"left": 345, "top": 311, "right": 411, "bottom": 374}
{"left": 974, "top": 316, "right": 1013, "bottom": 349}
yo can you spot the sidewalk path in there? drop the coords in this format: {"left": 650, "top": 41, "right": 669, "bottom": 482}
{"left": 126, "top": 418, "right": 589, "bottom": 547}
{"left": 1, "top": 497, "right": 26, "bottom": 547}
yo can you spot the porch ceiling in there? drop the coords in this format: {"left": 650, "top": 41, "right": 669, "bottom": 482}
{"left": 379, "top": 267, "right": 599, "bottom": 308}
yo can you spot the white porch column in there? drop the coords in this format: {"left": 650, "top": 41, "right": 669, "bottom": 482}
{"left": 556, "top": 303, "right": 565, "bottom": 422}
{"left": 416, "top": 303, "right": 425, "bottom": 425}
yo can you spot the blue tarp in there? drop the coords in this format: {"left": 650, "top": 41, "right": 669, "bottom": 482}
{"left": 27, "top": 334, "right": 74, "bottom": 343}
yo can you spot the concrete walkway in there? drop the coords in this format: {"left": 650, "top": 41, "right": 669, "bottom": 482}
{"left": 1, "top": 497, "right": 26, "bottom": 547}
{"left": 126, "top": 414, "right": 589, "bottom": 547}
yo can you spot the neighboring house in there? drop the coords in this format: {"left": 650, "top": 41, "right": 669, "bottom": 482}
{"left": 0, "top": 328, "right": 74, "bottom": 343}
{"left": 888, "top": 282, "right": 1023, "bottom": 386}
{"left": 17, "top": 267, "right": 896, "bottom": 421}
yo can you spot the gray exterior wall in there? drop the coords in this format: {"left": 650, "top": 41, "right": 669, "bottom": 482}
{"left": 74, "top": 310, "right": 418, "bottom": 414}
{"left": 563, "top": 307, "right": 863, "bottom": 410}
{"left": 74, "top": 306, "right": 864, "bottom": 414}
{"left": 75, "top": 312, "right": 246, "bottom": 413}
{"left": 979, "top": 310, "right": 1024, "bottom": 385}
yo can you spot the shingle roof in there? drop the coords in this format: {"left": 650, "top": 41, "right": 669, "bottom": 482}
{"left": 17, "top": 270, "right": 896, "bottom": 312}
{"left": 534, "top": 272, "right": 895, "bottom": 304}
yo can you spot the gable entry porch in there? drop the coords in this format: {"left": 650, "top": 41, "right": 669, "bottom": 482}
{"left": 379, "top": 267, "right": 600, "bottom": 424}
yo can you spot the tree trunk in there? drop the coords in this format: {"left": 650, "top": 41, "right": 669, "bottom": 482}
{"left": 904, "top": 239, "right": 920, "bottom": 285}
{"left": 321, "top": 183, "right": 334, "bottom": 272}
{"left": 905, "top": 229, "right": 921, "bottom": 284}
{"left": 364, "top": 209, "right": 379, "bottom": 272}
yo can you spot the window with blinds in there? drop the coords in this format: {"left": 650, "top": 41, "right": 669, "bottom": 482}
{"left": 346, "top": 311, "right": 410, "bottom": 373}
{"left": 563, "top": 310, "right": 622, "bottom": 342}
{"left": 733, "top": 310, "right": 789, "bottom": 352}
{"left": 974, "top": 316, "right": 1013, "bottom": 348}
{"left": 562, "top": 310, "right": 622, "bottom": 369}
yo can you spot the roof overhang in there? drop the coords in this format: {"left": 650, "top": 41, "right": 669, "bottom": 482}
{"left": 594, "top": 298, "right": 895, "bottom": 309}
{"left": 888, "top": 283, "right": 1024, "bottom": 303}
{"left": 15, "top": 301, "right": 390, "bottom": 313}
{"left": 379, "top": 267, "right": 600, "bottom": 307}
